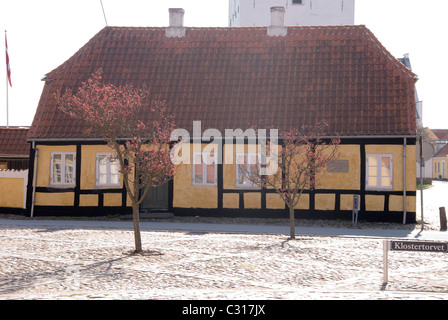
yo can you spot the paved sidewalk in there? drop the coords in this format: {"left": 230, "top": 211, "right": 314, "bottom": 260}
{"left": 1, "top": 218, "right": 447, "bottom": 241}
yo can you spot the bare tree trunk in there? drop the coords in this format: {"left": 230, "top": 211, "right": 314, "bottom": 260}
{"left": 288, "top": 205, "right": 295, "bottom": 240}
{"left": 132, "top": 204, "right": 142, "bottom": 252}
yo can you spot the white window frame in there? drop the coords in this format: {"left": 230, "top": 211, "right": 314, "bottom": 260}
{"left": 192, "top": 152, "right": 217, "bottom": 186}
{"left": 366, "top": 154, "right": 393, "bottom": 190}
{"left": 96, "top": 153, "right": 121, "bottom": 187}
{"left": 50, "top": 152, "right": 76, "bottom": 186}
{"left": 236, "top": 153, "right": 261, "bottom": 188}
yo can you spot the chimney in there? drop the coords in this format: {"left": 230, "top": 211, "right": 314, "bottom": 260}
{"left": 267, "top": 7, "right": 287, "bottom": 37}
{"left": 166, "top": 8, "right": 185, "bottom": 37}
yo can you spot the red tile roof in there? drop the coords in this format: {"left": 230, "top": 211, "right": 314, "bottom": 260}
{"left": 434, "top": 144, "right": 448, "bottom": 158}
{"left": 28, "top": 25, "right": 417, "bottom": 140}
{"left": 431, "top": 129, "right": 448, "bottom": 141}
{"left": 0, "top": 127, "right": 30, "bottom": 157}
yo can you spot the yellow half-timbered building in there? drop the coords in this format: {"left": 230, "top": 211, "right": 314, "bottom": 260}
{"left": 26, "top": 8, "right": 418, "bottom": 222}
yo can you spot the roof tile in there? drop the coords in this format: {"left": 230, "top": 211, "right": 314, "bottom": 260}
{"left": 28, "top": 25, "right": 416, "bottom": 140}
{"left": 0, "top": 127, "right": 30, "bottom": 156}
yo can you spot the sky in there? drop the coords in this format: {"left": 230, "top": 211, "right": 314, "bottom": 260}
{"left": 0, "top": 0, "right": 447, "bottom": 129}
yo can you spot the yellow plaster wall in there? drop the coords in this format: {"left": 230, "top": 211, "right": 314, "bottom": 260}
{"left": 104, "top": 193, "right": 122, "bottom": 207}
{"left": 80, "top": 145, "right": 123, "bottom": 190}
{"left": 35, "top": 192, "right": 74, "bottom": 206}
{"left": 223, "top": 193, "right": 239, "bottom": 208}
{"left": 365, "top": 195, "right": 384, "bottom": 211}
{"left": 223, "top": 158, "right": 236, "bottom": 190}
{"left": 223, "top": 143, "right": 262, "bottom": 189}
{"left": 318, "top": 145, "right": 360, "bottom": 190}
{"left": 81, "top": 145, "right": 129, "bottom": 207}
{"left": 389, "top": 195, "right": 417, "bottom": 212}
{"left": 340, "top": 194, "right": 359, "bottom": 211}
{"left": 34, "top": 144, "right": 130, "bottom": 208}
{"left": 266, "top": 193, "right": 309, "bottom": 210}
{"left": 294, "top": 194, "right": 309, "bottom": 210}
{"left": 223, "top": 144, "right": 240, "bottom": 189}
{"left": 244, "top": 193, "right": 261, "bottom": 209}
{"left": 36, "top": 145, "right": 76, "bottom": 187}
{"left": 79, "top": 194, "right": 98, "bottom": 207}
{"left": 0, "top": 178, "right": 24, "bottom": 208}
{"left": 365, "top": 145, "right": 416, "bottom": 192}
{"left": 315, "top": 194, "right": 335, "bottom": 211}
{"left": 173, "top": 143, "right": 218, "bottom": 209}
{"left": 266, "top": 193, "right": 285, "bottom": 209}
{"left": 169, "top": 142, "right": 417, "bottom": 214}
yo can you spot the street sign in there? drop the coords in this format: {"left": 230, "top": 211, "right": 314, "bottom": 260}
{"left": 390, "top": 241, "right": 448, "bottom": 253}
{"left": 416, "top": 140, "right": 435, "bottom": 163}
{"left": 383, "top": 240, "right": 448, "bottom": 284}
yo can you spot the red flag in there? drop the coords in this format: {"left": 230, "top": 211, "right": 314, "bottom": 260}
{"left": 5, "top": 32, "right": 11, "bottom": 87}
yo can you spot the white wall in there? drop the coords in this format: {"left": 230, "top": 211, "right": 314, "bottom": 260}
{"left": 416, "top": 159, "right": 432, "bottom": 180}
{"left": 230, "top": 0, "right": 355, "bottom": 27}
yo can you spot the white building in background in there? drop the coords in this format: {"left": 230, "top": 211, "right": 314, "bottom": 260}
{"left": 229, "top": 0, "right": 355, "bottom": 27}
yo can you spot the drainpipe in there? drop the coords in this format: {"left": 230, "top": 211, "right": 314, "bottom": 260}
{"left": 402, "top": 137, "right": 407, "bottom": 224}
{"left": 30, "top": 141, "right": 38, "bottom": 218}
{"left": 419, "top": 134, "right": 424, "bottom": 231}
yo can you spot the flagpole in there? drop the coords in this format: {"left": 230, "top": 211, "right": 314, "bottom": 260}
{"left": 5, "top": 30, "right": 9, "bottom": 128}
{"left": 6, "top": 72, "right": 8, "bottom": 128}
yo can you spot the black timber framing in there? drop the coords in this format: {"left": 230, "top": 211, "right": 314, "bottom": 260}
{"left": 25, "top": 137, "right": 417, "bottom": 223}
{"left": 174, "top": 136, "right": 417, "bottom": 223}
{"left": 25, "top": 140, "right": 129, "bottom": 217}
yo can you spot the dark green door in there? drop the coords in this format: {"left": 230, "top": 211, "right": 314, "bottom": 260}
{"left": 141, "top": 183, "right": 169, "bottom": 209}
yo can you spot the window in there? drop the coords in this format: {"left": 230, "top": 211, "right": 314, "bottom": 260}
{"left": 366, "top": 155, "right": 393, "bottom": 190}
{"left": 441, "top": 160, "right": 446, "bottom": 179}
{"left": 236, "top": 153, "right": 260, "bottom": 188}
{"left": 292, "top": 0, "right": 303, "bottom": 4}
{"left": 193, "top": 152, "right": 216, "bottom": 186}
{"left": 96, "top": 153, "right": 120, "bottom": 186}
{"left": 51, "top": 152, "right": 75, "bottom": 185}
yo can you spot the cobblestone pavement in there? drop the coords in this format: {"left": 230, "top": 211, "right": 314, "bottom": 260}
{"left": 1, "top": 223, "right": 448, "bottom": 300}
{"left": 1, "top": 181, "right": 448, "bottom": 300}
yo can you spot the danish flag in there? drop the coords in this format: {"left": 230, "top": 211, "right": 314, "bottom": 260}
{"left": 5, "top": 32, "right": 11, "bottom": 87}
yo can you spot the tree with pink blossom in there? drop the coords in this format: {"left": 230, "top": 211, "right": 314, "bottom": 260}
{"left": 56, "top": 70, "right": 176, "bottom": 253}
{"left": 241, "top": 123, "right": 340, "bottom": 239}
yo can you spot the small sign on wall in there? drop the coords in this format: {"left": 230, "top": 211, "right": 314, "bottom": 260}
{"left": 327, "top": 160, "right": 349, "bottom": 173}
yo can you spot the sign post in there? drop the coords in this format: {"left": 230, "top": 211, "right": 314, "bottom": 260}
{"left": 383, "top": 240, "right": 389, "bottom": 284}
{"left": 383, "top": 240, "right": 448, "bottom": 284}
